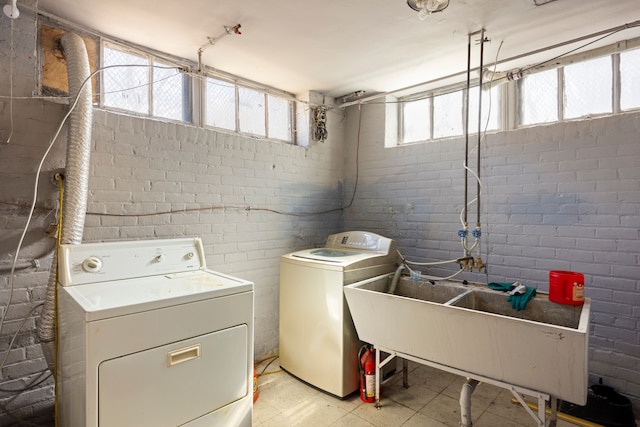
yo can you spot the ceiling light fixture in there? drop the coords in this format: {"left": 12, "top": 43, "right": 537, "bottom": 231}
{"left": 407, "top": 0, "right": 450, "bottom": 20}
{"left": 3, "top": 0, "right": 19, "bottom": 19}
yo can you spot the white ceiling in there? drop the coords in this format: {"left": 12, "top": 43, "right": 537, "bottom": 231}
{"left": 33, "top": 0, "right": 640, "bottom": 99}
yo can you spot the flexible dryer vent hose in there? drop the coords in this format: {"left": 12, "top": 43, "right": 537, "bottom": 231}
{"left": 37, "top": 32, "right": 93, "bottom": 370}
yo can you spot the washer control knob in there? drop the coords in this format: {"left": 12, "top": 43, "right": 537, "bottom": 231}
{"left": 155, "top": 254, "right": 165, "bottom": 263}
{"left": 186, "top": 251, "right": 195, "bottom": 259}
{"left": 82, "top": 256, "right": 102, "bottom": 273}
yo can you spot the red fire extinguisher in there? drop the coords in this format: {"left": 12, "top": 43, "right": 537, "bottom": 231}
{"left": 359, "top": 344, "right": 375, "bottom": 403}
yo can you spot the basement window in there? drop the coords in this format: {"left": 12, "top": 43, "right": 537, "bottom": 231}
{"left": 433, "top": 91, "right": 463, "bottom": 139}
{"left": 401, "top": 39, "right": 640, "bottom": 143}
{"left": 204, "top": 77, "right": 293, "bottom": 143}
{"left": 520, "top": 68, "right": 559, "bottom": 125}
{"left": 267, "top": 95, "right": 293, "bottom": 142}
{"left": 205, "top": 77, "right": 236, "bottom": 131}
{"left": 520, "top": 53, "right": 617, "bottom": 126}
{"left": 402, "top": 98, "right": 430, "bottom": 144}
{"left": 101, "top": 42, "right": 190, "bottom": 122}
{"left": 239, "top": 86, "right": 266, "bottom": 136}
{"left": 469, "top": 85, "right": 500, "bottom": 133}
{"left": 564, "top": 56, "right": 612, "bottom": 119}
{"left": 400, "top": 85, "right": 500, "bottom": 144}
{"left": 620, "top": 47, "right": 640, "bottom": 111}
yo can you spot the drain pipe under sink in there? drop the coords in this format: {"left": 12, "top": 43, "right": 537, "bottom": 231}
{"left": 387, "top": 264, "right": 405, "bottom": 294}
{"left": 37, "top": 32, "right": 93, "bottom": 370}
{"left": 460, "top": 378, "right": 479, "bottom": 427}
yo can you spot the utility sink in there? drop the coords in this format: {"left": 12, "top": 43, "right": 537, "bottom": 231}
{"left": 344, "top": 274, "right": 590, "bottom": 405}
{"left": 364, "top": 275, "right": 471, "bottom": 304}
{"left": 452, "top": 285, "right": 583, "bottom": 328}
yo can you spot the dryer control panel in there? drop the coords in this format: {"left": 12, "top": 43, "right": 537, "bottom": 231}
{"left": 58, "top": 237, "right": 206, "bottom": 286}
{"left": 325, "top": 231, "right": 394, "bottom": 254}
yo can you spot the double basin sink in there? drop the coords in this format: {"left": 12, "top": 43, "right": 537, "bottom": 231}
{"left": 343, "top": 274, "right": 590, "bottom": 405}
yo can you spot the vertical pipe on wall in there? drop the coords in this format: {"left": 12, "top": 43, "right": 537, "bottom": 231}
{"left": 476, "top": 29, "right": 485, "bottom": 227}
{"left": 463, "top": 33, "right": 471, "bottom": 228}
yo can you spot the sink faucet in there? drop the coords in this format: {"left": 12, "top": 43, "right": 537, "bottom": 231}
{"left": 456, "top": 256, "right": 486, "bottom": 272}
{"left": 456, "top": 256, "right": 475, "bottom": 271}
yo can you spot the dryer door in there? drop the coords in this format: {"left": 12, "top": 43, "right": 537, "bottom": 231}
{"left": 98, "top": 324, "right": 248, "bottom": 427}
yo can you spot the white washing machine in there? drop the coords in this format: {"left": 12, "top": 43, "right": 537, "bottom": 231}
{"left": 279, "top": 231, "right": 397, "bottom": 398}
{"left": 56, "top": 237, "right": 254, "bottom": 427}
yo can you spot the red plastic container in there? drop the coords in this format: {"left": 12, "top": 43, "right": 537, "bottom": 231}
{"left": 549, "top": 270, "right": 584, "bottom": 305}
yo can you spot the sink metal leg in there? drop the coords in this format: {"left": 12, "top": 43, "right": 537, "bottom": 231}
{"left": 537, "top": 395, "right": 546, "bottom": 427}
{"left": 510, "top": 387, "right": 547, "bottom": 427}
{"left": 548, "top": 396, "right": 558, "bottom": 427}
{"left": 373, "top": 348, "right": 399, "bottom": 409}
{"left": 375, "top": 347, "right": 381, "bottom": 409}
{"left": 402, "top": 358, "right": 409, "bottom": 388}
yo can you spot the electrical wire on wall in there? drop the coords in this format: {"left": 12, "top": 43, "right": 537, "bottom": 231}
{"left": 312, "top": 106, "right": 328, "bottom": 143}
{"left": 399, "top": 31, "right": 492, "bottom": 281}
{"left": 0, "top": 73, "right": 98, "bottom": 423}
{"left": 0, "top": 62, "right": 191, "bottom": 420}
{"left": 341, "top": 20, "right": 640, "bottom": 110}
{"left": 341, "top": 22, "right": 640, "bottom": 282}
{"left": 0, "top": 61, "right": 360, "bottom": 422}
{"left": 1, "top": 60, "right": 363, "bottom": 409}
{"left": 5, "top": 19, "right": 639, "bottom": 415}
{"left": 4, "top": 18, "right": 15, "bottom": 143}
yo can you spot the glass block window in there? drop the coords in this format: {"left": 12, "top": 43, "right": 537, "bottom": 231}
{"left": 267, "top": 95, "right": 292, "bottom": 142}
{"left": 433, "top": 90, "right": 463, "bottom": 139}
{"left": 103, "top": 47, "right": 149, "bottom": 114}
{"left": 102, "top": 43, "right": 189, "bottom": 121}
{"left": 469, "top": 85, "right": 499, "bottom": 133}
{"left": 205, "top": 77, "right": 236, "bottom": 131}
{"left": 620, "top": 48, "right": 640, "bottom": 111}
{"left": 402, "top": 98, "right": 430, "bottom": 144}
{"left": 238, "top": 87, "right": 266, "bottom": 136}
{"left": 564, "top": 56, "right": 612, "bottom": 119}
{"left": 520, "top": 68, "right": 558, "bottom": 125}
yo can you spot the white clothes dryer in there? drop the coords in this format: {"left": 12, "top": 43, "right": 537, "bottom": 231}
{"left": 56, "top": 237, "right": 254, "bottom": 427}
{"left": 279, "top": 231, "right": 397, "bottom": 398}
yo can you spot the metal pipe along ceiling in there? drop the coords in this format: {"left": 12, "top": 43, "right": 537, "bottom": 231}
{"left": 338, "top": 20, "right": 640, "bottom": 109}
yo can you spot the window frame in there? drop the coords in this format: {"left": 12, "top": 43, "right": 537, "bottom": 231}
{"left": 399, "top": 82, "right": 501, "bottom": 145}
{"left": 202, "top": 76, "right": 295, "bottom": 143}
{"left": 100, "top": 41, "right": 192, "bottom": 123}
{"left": 399, "top": 39, "right": 640, "bottom": 146}
{"left": 98, "top": 40, "right": 295, "bottom": 144}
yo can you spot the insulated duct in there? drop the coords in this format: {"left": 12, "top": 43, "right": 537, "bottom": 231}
{"left": 37, "top": 33, "right": 93, "bottom": 369}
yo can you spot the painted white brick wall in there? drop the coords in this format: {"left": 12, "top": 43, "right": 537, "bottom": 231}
{"left": 0, "top": 11, "right": 346, "bottom": 423}
{"left": 83, "top": 109, "right": 346, "bottom": 360}
{"left": 343, "top": 102, "right": 640, "bottom": 414}
{"left": 4, "top": 6, "right": 639, "bottom": 423}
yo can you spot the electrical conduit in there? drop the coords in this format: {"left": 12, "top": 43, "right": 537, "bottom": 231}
{"left": 37, "top": 33, "right": 93, "bottom": 370}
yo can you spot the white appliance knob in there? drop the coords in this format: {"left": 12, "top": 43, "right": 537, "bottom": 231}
{"left": 82, "top": 256, "right": 102, "bottom": 273}
{"left": 186, "top": 252, "right": 195, "bottom": 259}
{"left": 155, "top": 254, "right": 165, "bottom": 263}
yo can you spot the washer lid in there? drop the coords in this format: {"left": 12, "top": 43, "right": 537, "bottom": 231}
{"left": 287, "top": 248, "right": 380, "bottom": 266}
{"left": 61, "top": 270, "right": 253, "bottom": 321}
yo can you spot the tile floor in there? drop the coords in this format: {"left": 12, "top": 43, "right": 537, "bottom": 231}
{"left": 253, "top": 358, "right": 631, "bottom": 427}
